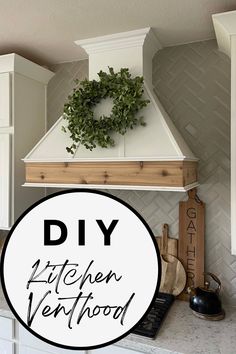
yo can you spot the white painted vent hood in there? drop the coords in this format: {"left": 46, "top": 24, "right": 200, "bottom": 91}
{"left": 24, "top": 28, "right": 198, "bottom": 191}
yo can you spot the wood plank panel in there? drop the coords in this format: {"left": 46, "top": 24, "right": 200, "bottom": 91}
{"left": 25, "top": 160, "right": 197, "bottom": 187}
{"left": 183, "top": 161, "right": 198, "bottom": 186}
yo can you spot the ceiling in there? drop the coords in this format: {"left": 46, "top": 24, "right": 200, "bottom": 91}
{"left": 0, "top": 0, "right": 236, "bottom": 66}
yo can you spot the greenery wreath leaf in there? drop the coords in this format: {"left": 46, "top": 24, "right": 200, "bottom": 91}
{"left": 62, "top": 67, "right": 149, "bottom": 154}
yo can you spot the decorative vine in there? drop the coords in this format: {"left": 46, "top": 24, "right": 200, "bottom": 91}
{"left": 62, "top": 67, "right": 149, "bottom": 154}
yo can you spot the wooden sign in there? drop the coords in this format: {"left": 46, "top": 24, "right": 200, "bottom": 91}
{"left": 178, "top": 188, "right": 205, "bottom": 300}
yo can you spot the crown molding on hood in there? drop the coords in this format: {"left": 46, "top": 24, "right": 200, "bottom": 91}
{"left": 75, "top": 27, "right": 162, "bottom": 55}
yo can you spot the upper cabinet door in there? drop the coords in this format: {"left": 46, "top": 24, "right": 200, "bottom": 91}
{"left": 0, "top": 133, "right": 10, "bottom": 228}
{"left": 0, "top": 73, "right": 10, "bottom": 127}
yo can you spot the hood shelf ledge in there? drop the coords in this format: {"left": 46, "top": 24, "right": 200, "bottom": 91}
{"left": 23, "top": 182, "right": 199, "bottom": 192}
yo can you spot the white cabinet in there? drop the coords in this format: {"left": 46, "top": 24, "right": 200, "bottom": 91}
{"left": 0, "top": 72, "right": 10, "bottom": 127}
{"left": 19, "top": 324, "right": 85, "bottom": 354}
{"left": 19, "top": 346, "right": 85, "bottom": 354}
{"left": 0, "top": 54, "right": 54, "bottom": 229}
{"left": 0, "top": 339, "right": 14, "bottom": 354}
{"left": 0, "top": 316, "right": 14, "bottom": 340}
{"left": 213, "top": 12, "right": 236, "bottom": 255}
{"left": 0, "top": 316, "right": 15, "bottom": 354}
{"left": 0, "top": 316, "right": 85, "bottom": 354}
{"left": 19, "top": 348, "right": 44, "bottom": 354}
{"left": 19, "top": 347, "right": 85, "bottom": 354}
{"left": 0, "top": 134, "right": 10, "bottom": 227}
{"left": 0, "top": 314, "right": 141, "bottom": 354}
{"left": 231, "top": 35, "right": 236, "bottom": 255}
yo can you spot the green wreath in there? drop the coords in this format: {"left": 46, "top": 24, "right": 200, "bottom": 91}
{"left": 62, "top": 67, "right": 149, "bottom": 154}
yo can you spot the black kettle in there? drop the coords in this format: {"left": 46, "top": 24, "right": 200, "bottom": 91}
{"left": 187, "top": 272, "right": 225, "bottom": 320}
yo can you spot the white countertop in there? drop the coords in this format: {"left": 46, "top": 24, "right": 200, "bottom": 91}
{"left": 118, "top": 301, "right": 236, "bottom": 354}
{"left": 0, "top": 287, "right": 235, "bottom": 354}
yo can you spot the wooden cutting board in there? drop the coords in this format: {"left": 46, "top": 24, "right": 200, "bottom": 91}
{"left": 156, "top": 224, "right": 186, "bottom": 296}
{"left": 156, "top": 225, "right": 178, "bottom": 257}
{"left": 178, "top": 189, "right": 205, "bottom": 300}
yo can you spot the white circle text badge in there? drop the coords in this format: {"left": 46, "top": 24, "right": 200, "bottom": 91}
{"left": 1, "top": 190, "right": 161, "bottom": 350}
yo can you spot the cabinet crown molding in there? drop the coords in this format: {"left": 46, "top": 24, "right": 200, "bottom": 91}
{"left": 0, "top": 53, "right": 54, "bottom": 84}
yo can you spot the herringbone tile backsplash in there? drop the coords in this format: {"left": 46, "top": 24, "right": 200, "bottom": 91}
{"left": 38, "top": 39, "right": 236, "bottom": 305}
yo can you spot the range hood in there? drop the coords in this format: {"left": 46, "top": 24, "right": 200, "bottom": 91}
{"left": 24, "top": 28, "right": 198, "bottom": 191}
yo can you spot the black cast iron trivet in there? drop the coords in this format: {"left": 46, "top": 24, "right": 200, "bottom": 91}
{"left": 132, "top": 292, "right": 175, "bottom": 338}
